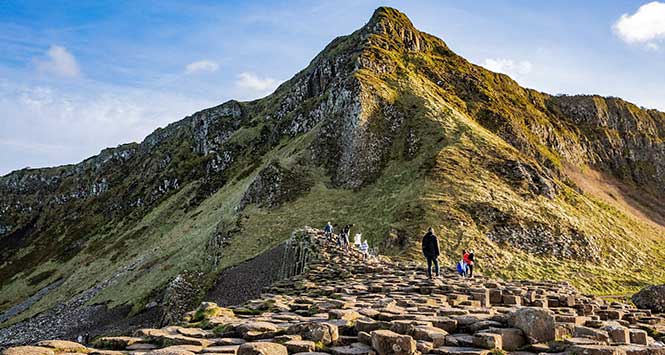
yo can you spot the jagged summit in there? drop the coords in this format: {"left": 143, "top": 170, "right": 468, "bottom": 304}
{"left": 365, "top": 6, "right": 420, "bottom": 38}
{"left": 1, "top": 6, "right": 665, "bottom": 347}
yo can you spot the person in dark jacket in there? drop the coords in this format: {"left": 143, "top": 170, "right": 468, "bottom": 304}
{"left": 421, "top": 227, "right": 440, "bottom": 279}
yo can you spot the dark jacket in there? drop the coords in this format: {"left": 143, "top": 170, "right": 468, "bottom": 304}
{"left": 421, "top": 231, "right": 440, "bottom": 258}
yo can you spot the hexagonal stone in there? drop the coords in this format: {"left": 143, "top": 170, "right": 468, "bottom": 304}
{"left": 201, "top": 345, "right": 240, "bottom": 354}
{"left": 210, "top": 338, "right": 247, "bottom": 346}
{"left": 329, "top": 343, "right": 376, "bottom": 355}
{"left": 237, "top": 342, "right": 288, "bottom": 355}
{"left": 569, "top": 344, "right": 627, "bottom": 355}
{"left": 428, "top": 346, "right": 490, "bottom": 355}
{"left": 329, "top": 309, "right": 362, "bottom": 321}
{"left": 370, "top": 329, "right": 416, "bottom": 355}
{"left": 145, "top": 348, "right": 196, "bottom": 355}
{"left": 34, "top": 340, "right": 87, "bottom": 353}
{"left": 411, "top": 325, "right": 447, "bottom": 341}
{"left": 177, "top": 327, "right": 213, "bottom": 338}
{"left": 600, "top": 324, "right": 630, "bottom": 344}
{"left": 629, "top": 329, "right": 648, "bottom": 345}
{"left": 472, "top": 333, "right": 502, "bottom": 350}
{"left": 485, "top": 327, "right": 525, "bottom": 351}
{"left": 2, "top": 346, "right": 55, "bottom": 355}
{"left": 288, "top": 322, "right": 339, "bottom": 345}
{"left": 158, "top": 345, "right": 203, "bottom": 353}
{"left": 237, "top": 321, "right": 278, "bottom": 339}
{"left": 88, "top": 350, "right": 125, "bottom": 355}
{"left": 92, "top": 336, "right": 144, "bottom": 350}
{"left": 284, "top": 340, "right": 316, "bottom": 353}
{"left": 127, "top": 343, "right": 158, "bottom": 350}
{"left": 574, "top": 325, "right": 610, "bottom": 342}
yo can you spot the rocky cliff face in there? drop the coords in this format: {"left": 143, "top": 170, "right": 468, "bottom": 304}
{"left": 1, "top": 6, "right": 665, "bottom": 344}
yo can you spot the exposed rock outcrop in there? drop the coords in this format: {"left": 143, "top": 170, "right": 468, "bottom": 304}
{"left": 239, "top": 162, "right": 314, "bottom": 210}
{"left": 632, "top": 284, "right": 665, "bottom": 314}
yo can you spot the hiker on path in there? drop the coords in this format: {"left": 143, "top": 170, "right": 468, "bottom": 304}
{"left": 456, "top": 251, "right": 467, "bottom": 276}
{"left": 360, "top": 239, "right": 369, "bottom": 259}
{"left": 463, "top": 250, "right": 474, "bottom": 278}
{"left": 324, "top": 222, "right": 334, "bottom": 241}
{"left": 340, "top": 224, "right": 351, "bottom": 251}
{"left": 421, "top": 227, "right": 440, "bottom": 279}
{"left": 467, "top": 250, "right": 475, "bottom": 278}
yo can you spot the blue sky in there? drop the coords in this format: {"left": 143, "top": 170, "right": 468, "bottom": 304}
{"left": 1, "top": 0, "right": 664, "bottom": 175}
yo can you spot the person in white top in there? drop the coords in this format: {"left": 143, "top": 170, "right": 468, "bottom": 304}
{"left": 360, "top": 239, "right": 369, "bottom": 259}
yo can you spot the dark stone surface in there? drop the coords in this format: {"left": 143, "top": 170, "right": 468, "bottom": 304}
{"left": 207, "top": 243, "right": 288, "bottom": 306}
{"left": 632, "top": 284, "right": 665, "bottom": 314}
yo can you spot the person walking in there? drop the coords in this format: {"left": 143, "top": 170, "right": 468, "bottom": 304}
{"left": 463, "top": 250, "right": 474, "bottom": 278}
{"left": 324, "top": 222, "right": 334, "bottom": 241}
{"left": 456, "top": 251, "right": 467, "bottom": 276}
{"left": 467, "top": 250, "right": 475, "bottom": 278}
{"left": 360, "top": 239, "right": 369, "bottom": 259}
{"left": 340, "top": 224, "right": 351, "bottom": 251}
{"left": 421, "top": 227, "right": 440, "bottom": 279}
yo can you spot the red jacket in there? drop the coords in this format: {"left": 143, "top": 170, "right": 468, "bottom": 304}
{"left": 463, "top": 253, "right": 473, "bottom": 265}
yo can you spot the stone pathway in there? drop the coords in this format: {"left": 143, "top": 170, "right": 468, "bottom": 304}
{"left": 4, "top": 228, "right": 665, "bottom": 355}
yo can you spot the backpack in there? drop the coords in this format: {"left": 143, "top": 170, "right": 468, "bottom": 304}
{"left": 456, "top": 261, "right": 465, "bottom": 275}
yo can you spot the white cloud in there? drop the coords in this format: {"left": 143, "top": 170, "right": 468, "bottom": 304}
{"left": 35, "top": 45, "right": 81, "bottom": 78}
{"left": 482, "top": 58, "right": 533, "bottom": 76}
{"left": 185, "top": 59, "right": 219, "bottom": 74}
{"left": 614, "top": 1, "right": 665, "bottom": 48}
{"left": 235, "top": 72, "right": 279, "bottom": 98}
{"left": 0, "top": 79, "right": 215, "bottom": 175}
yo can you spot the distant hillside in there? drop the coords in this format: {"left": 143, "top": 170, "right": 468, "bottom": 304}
{"left": 1, "top": 6, "right": 664, "bottom": 340}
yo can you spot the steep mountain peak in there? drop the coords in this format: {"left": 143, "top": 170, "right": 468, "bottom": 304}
{"left": 361, "top": 6, "right": 434, "bottom": 52}
{"left": 366, "top": 6, "right": 417, "bottom": 33}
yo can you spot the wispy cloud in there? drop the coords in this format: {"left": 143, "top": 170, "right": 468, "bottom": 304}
{"left": 235, "top": 72, "right": 280, "bottom": 98}
{"left": 0, "top": 79, "right": 215, "bottom": 174}
{"left": 482, "top": 58, "right": 533, "bottom": 76}
{"left": 35, "top": 45, "right": 81, "bottom": 78}
{"left": 185, "top": 59, "right": 219, "bottom": 74}
{"left": 614, "top": 1, "right": 665, "bottom": 49}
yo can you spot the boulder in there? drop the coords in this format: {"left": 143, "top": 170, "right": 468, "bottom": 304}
{"left": 632, "top": 285, "right": 665, "bottom": 313}
{"left": 237, "top": 342, "right": 288, "bottom": 355}
{"left": 508, "top": 307, "right": 555, "bottom": 343}
{"left": 370, "top": 329, "right": 417, "bottom": 355}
